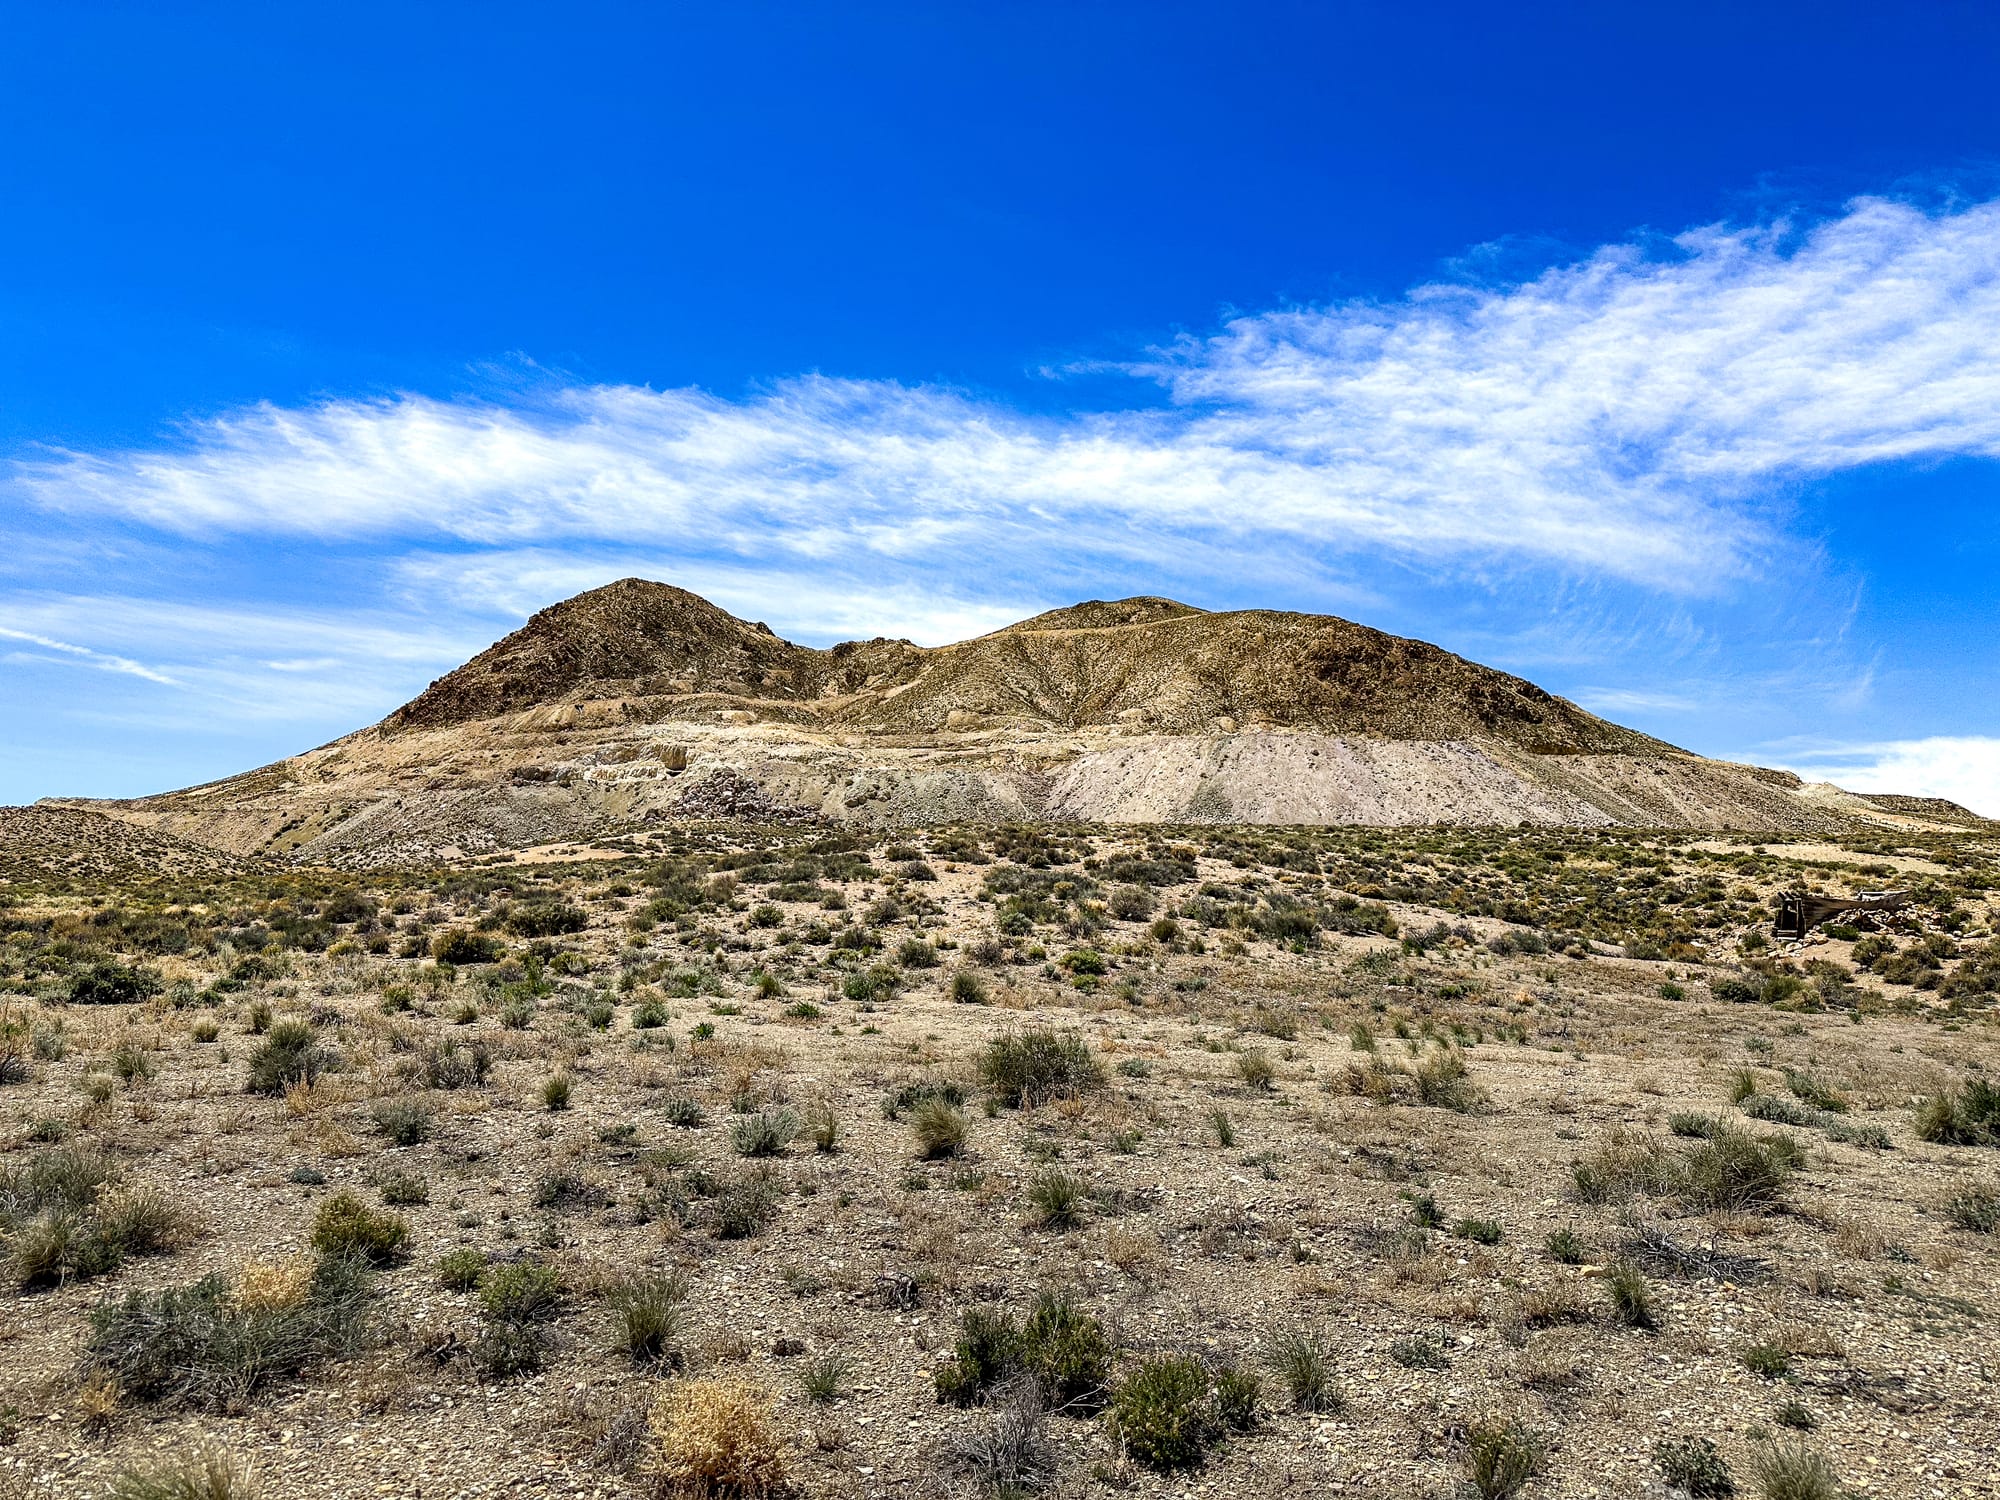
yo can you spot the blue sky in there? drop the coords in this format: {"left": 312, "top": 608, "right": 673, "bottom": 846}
{"left": 4, "top": 1, "right": 1999, "bottom": 812}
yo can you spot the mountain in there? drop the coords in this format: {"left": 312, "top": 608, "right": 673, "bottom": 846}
{"left": 43, "top": 579, "right": 1981, "bottom": 864}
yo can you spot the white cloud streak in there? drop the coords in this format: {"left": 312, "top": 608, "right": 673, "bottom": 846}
{"left": 15, "top": 196, "right": 2000, "bottom": 593}
{"left": 0, "top": 625, "right": 178, "bottom": 685}
{"left": 1788, "top": 736, "right": 2000, "bottom": 820}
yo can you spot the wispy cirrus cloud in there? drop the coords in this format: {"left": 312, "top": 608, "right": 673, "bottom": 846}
{"left": 0, "top": 625, "right": 179, "bottom": 685}
{"left": 14, "top": 195, "right": 2000, "bottom": 596}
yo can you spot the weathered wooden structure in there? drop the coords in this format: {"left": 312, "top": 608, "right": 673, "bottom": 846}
{"left": 1773, "top": 889, "right": 1909, "bottom": 940}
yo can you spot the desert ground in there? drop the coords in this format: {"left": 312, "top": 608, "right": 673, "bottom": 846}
{"left": 1, "top": 813, "right": 1996, "bottom": 1499}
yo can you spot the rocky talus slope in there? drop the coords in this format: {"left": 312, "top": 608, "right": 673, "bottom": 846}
{"left": 42, "top": 579, "right": 1983, "bottom": 864}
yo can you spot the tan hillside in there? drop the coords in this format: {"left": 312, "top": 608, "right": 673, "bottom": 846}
{"left": 41, "top": 579, "right": 1986, "bottom": 865}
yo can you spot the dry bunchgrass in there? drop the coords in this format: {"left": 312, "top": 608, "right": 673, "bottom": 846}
{"left": 235, "top": 1256, "right": 316, "bottom": 1313}
{"left": 649, "top": 1378, "right": 786, "bottom": 1497}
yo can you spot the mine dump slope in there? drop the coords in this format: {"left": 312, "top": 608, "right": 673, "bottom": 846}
{"left": 41, "top": 579, "right": 1984, "bottom": 864}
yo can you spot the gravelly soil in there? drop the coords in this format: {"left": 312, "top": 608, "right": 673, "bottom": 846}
{"left": 0, "top": 823, "right": 1995, "bottom": 1499}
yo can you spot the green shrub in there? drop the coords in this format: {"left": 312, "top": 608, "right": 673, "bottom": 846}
{"left": 479, "top": 1258, "right": 563, "bottom": 1324}
{"left": 935, "top": 1306, "right": 1022, "bottom": 1406}
{"left": 508, "top": 903, "right": 586, "bottom": 938}
{"left": 431, "top": 929, "right": 504, "bottom": 965}
{"left": 712, "top": 1173, "right": 780, "bottom": 1238}
{"left": 1019, "top": 1291, "right": 1111, "bottom": 1410}
{"left": 1390, "top": 1334, "right": 1450, "bottom": 1370}
{"left": 1454, "top": 1217, "right": 1503, "bottom": 1245}
{"left": 980, "top": 1031, "right": 1106, "bottom": 1107}
{"left": 86, "top": 1254, "right": 374, "bottom": 1408}
{"left": 377, "top": 1172, "right": 428, "bottom": 1207}
{"left": 730, "top": 1108, "right": 800, "bottom": 1158}
{"left": 0, "top": 1146, "right": 182, "bottom": 1288}
{"left": 1943, "top": 1184, "right": 1999, "bottom": 1232}
{"left": 800, "top": 1351, "right": 850, "bottom": 1404}
{"left": 1782, "top": 1069, "right": 1847, "bottom": 1113}
{"left": 1575, "top": 1126, "right": 1793, "bottom": 1213}
{"left": 660, "top": 1090, "right": 705, "bottom": 1128}
{"left": 244, "top": 1019, "right": 338, "bottom": 1095}
{"left": 419, "top": 1036, "right": 493, "bottom": 1090}
{"left": 309, "top": 1192, "right": 409, "bottom": 1264}
{"left": 1110, "top": 1355, "right": 1218, "bottom": 1470}
{"left": 67, "top": 961, "right": 162, "bottom": 1006}
{"left": 1536, "top": 1224, "right": 1584, "bottom": 1264}
{"left": 1413, "top": 1047, "right": 1486, "bottom": 1112}
{"left": 1654, "top": 1435, "right": 1735, "bottom": 1498}
{"left": 371, "top": 1097, "right": 436, "bottom": 1146}
{"left": 1741, "top": 1342, "right": 1791, "bottom": 1380}
{"left": 1212, "top": 1364, "right": 1261, "bottom": 1430}
{"left": 1236, "top": 1050, "right": 1276, "bottom": 1091}
{"left": 436, "top": 1249, "right": 487, "bottom": 1291}
{"left": 1463, "top": 1417, "right": 1547, "bottom": 1500}
{"left": 541, "top": 1073, "right": 572, "bottom": 1111}
{"left": 949, "top": 970, "right": 988, "bottom": 1004}
{"left": 1678, "top": 1130, "right": 1796, "bottom": 1213}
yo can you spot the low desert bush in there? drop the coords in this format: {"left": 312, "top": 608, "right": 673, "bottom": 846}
{"left": 1943, "top": 1184, "right": 1999, "bottom": 1232}
{"left": 86, "top": 1253, "right": 375, "bottom": 1408}
{"left": 711, "top": 1172, "right": 781, "bottom": 1239}
{"left": 436, "top": 1248, "right": 487, "bottom": 1292}
{"left": 1462, "top": 1417, "right": 1547, "bottom": 1500}
{"left": 1235, "top": 1050, "right": 1276, "bottom": 1091}
{"left": 1341, "top": 1046, "right": 1487, "bottom": 1112}
{"left": 933, "top": 1292, "right": 1111, "bottom": 1412}
{"left": 649, "top": 1378, "right": 786, "bottom": 1497}
{"left": 1110, "top": 1354, "right": 1220, "bottom": 1470}
{"left": 1605, "top": 1259, "right": 1658, "bottom": 1329}
{"left": 475, "top": 1258, "right": 564, "bottom": 1377}
{"left": 1021, "top": 1290, "right": 1113, "bottom": 1410}
{"left": 370, "top": 1097, "right": 436, "bottom": 1146}
{"left": 244, "top": 1019, "right": 338, "bottom": 1096}
{"left": 1028, "top": 1170, "right": 1087, "bottom": 1230}
{"left": 309, "top": 1191, "right": 409, "bottom": 1265}
{"left": 1573, "top": 1126, "right": 1795, "bottom": 1213}
{"left": 980, "top": 1031, "right": 1105, "bottom": 1107}
{"left": 377, "top": 1171, "right": 428, "bottom": 1207}
{"left": 67, "top": 961, "right": 162, "bottom": 1006}
{"left": 431, "top": 929, "right": 504, "bottom": 966}
{"left": 418, "top": 1037, "right": 491, "bottom": 1090}
{"left": 1, "top": 1148, "right": 192, "bottom": 1288}
{"left": 730, "top": 1109, "right": 799, "bottom": 1158}
{"left": 799, "top": 1351, "right": 849, "bottom": 1404}
{"left": 1914, "top": 1076, "right": 2000, "bottom": 1146}
{"left": 935, "top": 1305, "right": 1022, "bottom": 1406}
{"left": 1654, "top": 1434, "right": 1735, "bottom": 1498}
{"left": 1741, "top": 1341, "right": 1791, "bottom": 1380}
{"left": 943, "top": 1376, "right": 1057, "bottom": 1496}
